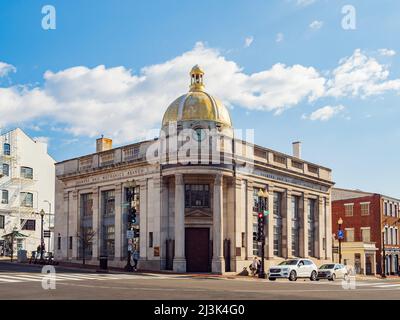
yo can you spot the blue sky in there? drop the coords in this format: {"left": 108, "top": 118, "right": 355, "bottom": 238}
{"left": 0, "top": 0, "right": 399, "bottom": 197}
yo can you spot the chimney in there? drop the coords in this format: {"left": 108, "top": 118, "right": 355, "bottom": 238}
{"left": 292, "top": 141, "right": 301, "bottom": 158}
{"left": 96, "top": 135, "right": 112, "bottom": 152}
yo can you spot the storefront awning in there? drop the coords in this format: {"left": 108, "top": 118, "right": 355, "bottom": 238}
{"left": 1, "top": 231, "right": 29, "bottom": 239}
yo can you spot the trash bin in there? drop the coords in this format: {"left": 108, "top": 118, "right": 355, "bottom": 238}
{"left": 99, "top": 255, "right": 108, "bottom": 270}
{"left": 17, "top": 250, "right": 27, "bottom": 263}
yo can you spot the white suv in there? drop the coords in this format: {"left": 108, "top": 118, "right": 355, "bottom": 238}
{"left": 268, "top": 259, "right": 318, "bottom": 281}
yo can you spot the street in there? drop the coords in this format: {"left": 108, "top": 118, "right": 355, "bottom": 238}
{"left": 0, "top": 262, "right": 400, "bottom": 300}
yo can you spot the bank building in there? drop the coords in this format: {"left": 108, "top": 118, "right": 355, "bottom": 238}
{"left": 54, "top": 66, "right": 334, "bottom": 273}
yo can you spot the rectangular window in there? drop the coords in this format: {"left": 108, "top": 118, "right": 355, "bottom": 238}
{"left": 344, "top": 203, "right": 354, "bottom": 216}
{"left": 273, "top": 192, "right": 283, "bottom": 257}
{"left": 20, "top": 167, "right": 33, "bottom": 179}
{"left": 361, "top": 228, "right": 371, "bottom": 242}
{"left": 21, "top": 219, "right": 36, "bottom": 231}
{"left": 102, "top": 190, "right": 115, "bottom": 216}
{"left": 0, "top": 215, "right": 4, "bottom": 229}
{"left": 149, "top": 232, "right": 153, "bottom": 248}
{"left": 384, "top": 202, "right": 388, "bottom": 215}
{"left": 273, "top": 154, "right": 286, "bottom": 165}
{"left": 291, "top": 195, "right": 300, "bottom": 257}
{"left": 360, "top": 203, "right": 370, "bottom": 216}
{"left": 345, "top": 228, "right": 354, "bottom": 242}
{"left": 81, "top": 193, "right": 93, "bottom": 217}
{"left": 69, "top": 236, "right": 73, "bottom": 250}
{"left": 307, "top": 164, "right": 319, "bottom": 174}
{"left": 184, "top": 184, "right": 210, "bottom": 208}
{"left": 1, "top": 190, "right": 8, "bottom": 204}
{"left": 2, "top": 164, "right": 9, "bottom": 176}
{"left": 395, "top": 229, "right": 398, "bottom": 245}
{"left": 20, "top": 192, "right": 33, "bottom": 207}
{"left": 308, "top": 199, "right": 316, "bottom": 256}
{"left": 3, "top": 143, "right": 10, "bottom": 156}
{"left": 57, "top": 236, "right": 61, "bottom": 250}
{"left": 241, "top": 232, "right": 245, "bottom": 248}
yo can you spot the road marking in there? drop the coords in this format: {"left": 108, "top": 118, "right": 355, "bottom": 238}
{"left": 0, "top": 277, "right": 22, "bottom": 283}
{"left": 373, "top": 284, "right": 400, "bottom": 288}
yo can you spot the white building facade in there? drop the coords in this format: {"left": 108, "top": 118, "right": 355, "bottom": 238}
{"left": 54, "top": 66, "right": 334, "bottom": 273}
{"left": 0, "top": 128, "right": 55, "bottom": 257}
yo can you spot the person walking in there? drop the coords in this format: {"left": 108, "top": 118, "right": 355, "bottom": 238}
{"left": 132, "top": 249, "right": 140, "bottom": 271}
{"left": 250, "top": 257, "right": 260, "bottom": 276}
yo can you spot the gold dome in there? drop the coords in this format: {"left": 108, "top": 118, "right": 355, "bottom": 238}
{"left": 161, "top": 65, "right": 232, "bottom": 127}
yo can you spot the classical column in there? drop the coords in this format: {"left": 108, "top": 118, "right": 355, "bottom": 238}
{"left": 317, "top": 196, "right": 325, "bottom": 259}
{"left": 62, "top": 191, "right": 69, "bottom": 260}
{"left": 246, "top": 181, "right": 254, "bottom": 259}
{"left": 173, "top": 174, "right": 186, "bottom": 272}
{"left": 212, "top": 173, "right": 225, "bottom": 273}
{"left": 301, "top": 193, "right": 309, "bottom": 257}
{"left": 266, "top": 186, "right": 274, "bottom": 259}
{"left": 91, "top": 187, "right": 99, "bottom": 259}
{"left": 114, "top": 183, "right": 123, "bottom": 260}
{"left": 325, "top": 196, "right": 333, "bottom": 260}
{"left": 70, "top": 190, "right": 79, "bottom": 260}
{"left": 233, "top": 178, "right": 243, "bottom": 270}
{"left": 285, "top": 190, "right": 292, "bottom": 259}
{"left": 160, "top": 178, "right": 169, "bottom": 270}
{"left": 139, "top": 179, "right": 148, "bottom": 260}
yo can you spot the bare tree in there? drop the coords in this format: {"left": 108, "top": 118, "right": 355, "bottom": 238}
{"left": 76, "top": 228, "right": 96, "bottom": 265}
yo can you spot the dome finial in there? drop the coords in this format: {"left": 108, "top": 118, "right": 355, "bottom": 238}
{"left": 190, "top": 65, "right": 205, "bottom": 91}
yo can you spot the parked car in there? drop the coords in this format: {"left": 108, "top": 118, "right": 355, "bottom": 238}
{"left": 317, "top": 263, "right": 348, "bottom": 281}
{"left": 268, "top": 259, "right": 318, "bottom": 281}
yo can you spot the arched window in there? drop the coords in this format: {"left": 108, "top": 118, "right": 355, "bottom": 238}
{"left": 2, "top": 164, "right": 9, "bottom": 176}
{"left": 20, "top": 167, "right": 33, "bottom": 179}
{"left": 3, "top": 143, "right": 10, "bottom": 156}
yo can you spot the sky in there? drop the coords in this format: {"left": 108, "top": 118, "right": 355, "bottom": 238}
{"left": 0, "top": 0, "right": 399, "bottom": 197}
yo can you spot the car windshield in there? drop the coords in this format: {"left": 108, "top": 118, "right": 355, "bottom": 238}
{"left": 278, "top": 260, "right": 298, "bottom": 266}
{"left": 319, "top": 264, "right": 335, "bottom": 269}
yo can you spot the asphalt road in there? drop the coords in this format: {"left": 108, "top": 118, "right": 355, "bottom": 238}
{"left": 1, "top": 261, "right": 400, "bottom": 300}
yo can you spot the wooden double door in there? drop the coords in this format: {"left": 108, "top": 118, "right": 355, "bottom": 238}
{"left": 185, "top": 228, "right": 211, "bottom": 272}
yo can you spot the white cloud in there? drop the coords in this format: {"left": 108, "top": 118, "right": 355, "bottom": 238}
{"left": 378, "top": 48, "right": 396, "bottom": 57}
{"left": 0, "top": 42, "right": 326, "bottom": 143}
{"left": 296, "top": 0, "right": 316, "bottom": 6}
{"left": 244, "top": 36, "right": 254, "bottom": 48}
{"left": 1, "top": 45, "right": 400, "bottom": 143}
{"left": 276, "top": 33, "right": 284, "bottom": 43}
{"left": 326, "top": 49, "right": 400, "bottom": 97}
{"left": 305, "top": 105, "right": 345, "bottom": 121}
{"left": 0, "top": 62, "right": 16, "bottom": 77}
{"left": 309, "top": 20, "right": 323, "bottom": 30}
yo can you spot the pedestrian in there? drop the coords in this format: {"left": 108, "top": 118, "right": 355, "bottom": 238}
{"left": 250, "top": 257, "right": 260, "bottom": 276}
{"left": 132, "top": 249, "right": 140, "bottom": 271}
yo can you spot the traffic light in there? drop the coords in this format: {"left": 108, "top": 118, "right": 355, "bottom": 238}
{"left": 128, "top": 207, "right": 137, "bottom": 224}
{"left": 257, "top": 212, "right": 264, "bottom": 242}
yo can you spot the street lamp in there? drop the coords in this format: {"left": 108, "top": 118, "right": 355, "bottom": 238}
{"left": 257, "top": 189, "right": 268, "bottom": 279}
{"left": 338, "top": 217, "right": 343, "bottom": 264}
{"left": 40, "top": 209, "right": 45, "bottom": 261}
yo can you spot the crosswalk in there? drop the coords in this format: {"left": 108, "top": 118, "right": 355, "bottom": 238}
{"left": 0, "top": 272, "right": 171, "bottom": 284}
{"left": 319, "top": 280, "right": 400, "bottom": 289}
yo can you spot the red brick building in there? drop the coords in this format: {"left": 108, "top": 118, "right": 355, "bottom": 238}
{"left": 332, "top": 188, "right": 400, "bottom": 275}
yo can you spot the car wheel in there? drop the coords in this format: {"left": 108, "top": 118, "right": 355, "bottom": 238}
{"left": 269, "top": 277, "right": 276, "bottom": 281}
{"left": 289, "top": 270, "right": 297, "bottom": 281}
{"left": 310, "top": 271, "right": 317, "bottom": 281}
{"left": 329, "top": 273, "right": 336, "bottom": 281}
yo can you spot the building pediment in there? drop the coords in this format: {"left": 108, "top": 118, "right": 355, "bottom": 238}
{"left": 185, "top": 209, "right": 212, "bottom": 218}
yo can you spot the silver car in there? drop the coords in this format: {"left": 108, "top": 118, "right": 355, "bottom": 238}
{"left": 317, "top": 263, "right": 348, "bottom": 281}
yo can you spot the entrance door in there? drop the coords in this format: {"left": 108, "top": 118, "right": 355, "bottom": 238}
{"left": 185, "top": 228, "right": 210, "bottom": 272}
{"left": 365, "top": 255, "right": 372, "bottom": 275}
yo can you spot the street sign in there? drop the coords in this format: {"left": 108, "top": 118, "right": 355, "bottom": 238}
{"left": 43, "top": 230, "right": 51, "bottom": 238}
{"left": 337, "top": 230, "right": 344, "bottom": 240}
{"left": 332, "top": 246, "right": 339, "bottom": 254}
{"left": 127, "top": 230, "right": 134, "bottom": 239}
{"left": 263, "top": 210, "right": 269, "bottom": 216}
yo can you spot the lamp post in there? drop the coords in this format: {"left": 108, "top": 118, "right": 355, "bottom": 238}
{"left": 44, "top": 200, "right": 52, "bottom": 254}
{"left": 40, "top": 209, "right": 45, "bottom": 261}
{"left": 338, "top": 217, "right": 343, "bottom": 264}
{"left": 257, "top": 189, "right": 268, "bottom": 279}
